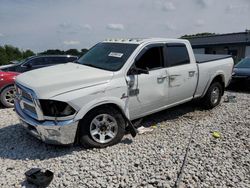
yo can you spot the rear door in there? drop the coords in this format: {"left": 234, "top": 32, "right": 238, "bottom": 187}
{"left": 165, "top": 43, "right": 198, "bottom": 105}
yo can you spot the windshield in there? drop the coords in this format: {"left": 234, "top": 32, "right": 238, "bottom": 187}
{"left": 235, "top": 58, "right": 250, "bottom": 68}
{"left": 76, "top": 42, "right": 138, "bottom": 71}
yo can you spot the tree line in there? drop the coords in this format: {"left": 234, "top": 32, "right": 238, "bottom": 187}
{"left": 0, "top": 45, "right": 88, "bottom": 65}
{"left": 180, "top": 32, "right": 216, "bottom": 39}
{"left": 0, "top": 45, "right": 35, "bottom": 65}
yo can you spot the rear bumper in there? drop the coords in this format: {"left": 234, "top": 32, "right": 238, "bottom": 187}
{"left": 15, "top": 100, "right": 78, "bottom": 145}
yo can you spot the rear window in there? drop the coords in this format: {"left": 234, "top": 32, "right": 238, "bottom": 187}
{"left": 33, "top": 56, "right": 78, "bottom": 65}
{"left": 50, "top": 56, "right": 77, "bottom": 64}
{"left": 166, "top": 44, "right": 190, "bottom": 67}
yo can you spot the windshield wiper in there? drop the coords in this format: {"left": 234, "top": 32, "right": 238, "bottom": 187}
{"left": 75, "top": 61, "right": 109, "bottom": 71}
{"left": 74, "top": 60, "right": 81, "bottom": 64}
{"left": 83, "top": 63, "right": 102, "bottom": 69}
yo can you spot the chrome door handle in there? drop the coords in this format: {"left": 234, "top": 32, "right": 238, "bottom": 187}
{"left": 157, "top": 75, "right": 167, "bottom": 80}
{"left": 169, "top": 74, "right": 180, "bottom": 77}
{"left": 169, "top": 74, "right": 180, "bottom": 81}
{"left": 188, "top": 71, "right": 195, "bottom": 77}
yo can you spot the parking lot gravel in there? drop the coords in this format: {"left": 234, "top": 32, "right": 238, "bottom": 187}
{"left": 0, "top": 91, "right": 249, "bottom": 188}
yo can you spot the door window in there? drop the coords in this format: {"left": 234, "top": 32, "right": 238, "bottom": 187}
{"left": 43, "top": 57, "right": 71, "bottom": 65}
{"left": 25, "top": 57, "right": 45, "bottom": 66}
{"left": 45, "top": 57, "right": 62, "bottom": 65}
{"left": 53, "top": 57, "right": 70, "bottom": 64}
{"left": 166, "top": 44, "right": 190, "bottom": 67}
{"left": 42, "top": 57, "right": 56, "bottom": 65}
{"left": 135, "top": 46, "right": 164, "bottom": 70}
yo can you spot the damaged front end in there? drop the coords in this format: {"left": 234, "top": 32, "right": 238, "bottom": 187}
{"left": 40, "top": 100, "right": 76, "bottom": 121}
{"left": 15, "top": 83, "right": 79, "bottom": 145}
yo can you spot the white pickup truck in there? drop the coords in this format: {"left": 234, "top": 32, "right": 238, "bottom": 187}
{"left": 14, "top": 38, "right": 234, "bottom": 148}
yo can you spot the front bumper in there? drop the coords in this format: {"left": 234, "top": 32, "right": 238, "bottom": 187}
{"left": 15, "top": 100, "right": 79, "bottom": 145}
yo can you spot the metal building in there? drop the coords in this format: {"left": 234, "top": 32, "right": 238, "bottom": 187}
{"left": 185, "top": 31, "right": 250, "bottom": 63}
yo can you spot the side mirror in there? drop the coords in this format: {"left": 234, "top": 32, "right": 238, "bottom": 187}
{"left": 25, "top": 62, "right": 32, "bottom": 68}
{"left": 128, "top": 66, "right": 149, "bottom": 75}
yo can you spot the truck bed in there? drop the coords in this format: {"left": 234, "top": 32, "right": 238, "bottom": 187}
{"left": 194, "top": 54, "right": 234, "bottom": 98}
{"left": 195, "top": 54, "right": 232, "bottom": 64}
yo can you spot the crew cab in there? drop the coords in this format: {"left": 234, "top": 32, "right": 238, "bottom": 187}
{"left": 0, "top": 71, "right": 20, "bottom": 107}
{"left": 14, "top": 38, "right": 234, "bottom": 148}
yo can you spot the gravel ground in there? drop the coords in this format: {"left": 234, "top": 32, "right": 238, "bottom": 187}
{"left": 0, "top": 91, "right": 249, "bottom": 188}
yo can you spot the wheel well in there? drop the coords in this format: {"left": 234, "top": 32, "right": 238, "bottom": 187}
{"left": 211, "top": 75, "right": 225, "bottom": 95}
{"left": 0, "top": 84, "right": 14, "bottom": 94}
{"left": 86, "top": 103, "right": 125, "bottom": 117}
{"left": 75, "top": 103, "right": 127, "bottom": 144}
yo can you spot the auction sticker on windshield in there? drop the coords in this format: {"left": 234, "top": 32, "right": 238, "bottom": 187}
{"left": 108, "top": 52, "right": 123, "bottom": 58}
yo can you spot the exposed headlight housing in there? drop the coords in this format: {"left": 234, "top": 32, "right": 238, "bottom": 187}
{"left": 40, "top": 100, "right": 76, "bottom": 120}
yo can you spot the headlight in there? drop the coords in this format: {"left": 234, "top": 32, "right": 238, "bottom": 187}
{"left": 40, "top": 100, "right": 76, "bottom": 118}
{"left": 232, "top": 71, "right": 235, "bottom": 76}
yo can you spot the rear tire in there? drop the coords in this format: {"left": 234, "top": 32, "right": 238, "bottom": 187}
{"left": 79, "top": 106, "right": 126, "bottom": 149}
{"left": 0, "top": 86, "right": 15, "bottom": 108}
{"left": 202, "top": 82, "right": 223, "bottom": 109}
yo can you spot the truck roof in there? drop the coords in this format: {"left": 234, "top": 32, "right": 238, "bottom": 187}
{"left": 103, "top": 38, "right": 188, "bottom": 45}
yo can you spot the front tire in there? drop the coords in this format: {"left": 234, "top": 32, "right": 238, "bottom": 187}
{"left": 79, "top": 106, "right": 126, "bottom": 149}
{"left": 0, "top": 86, "right": 15, "bottom": 108}
{"left": 202, "top": 82, "right": 223, "bottom": 109}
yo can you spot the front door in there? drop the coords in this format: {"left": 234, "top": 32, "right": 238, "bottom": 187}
{"left": 127, "top": 44, "right": 168, "bottom": 120}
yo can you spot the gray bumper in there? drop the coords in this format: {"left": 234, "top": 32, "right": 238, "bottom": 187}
{"left": 14, "top": 100, "right": 79, "bottom": 145}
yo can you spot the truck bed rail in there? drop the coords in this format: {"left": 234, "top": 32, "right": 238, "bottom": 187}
{"left": 195, "top": 54, "right": 232, "bottom": 64}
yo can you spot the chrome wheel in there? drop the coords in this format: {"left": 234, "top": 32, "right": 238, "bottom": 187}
{"left": 211, "top": 87, "right": 220, "bottom": 104}
{"left": 4, "top": 88, "right": 15, "bottom": 106}
{"left": 89, "top": 114, "right": 118, "bottom": 144}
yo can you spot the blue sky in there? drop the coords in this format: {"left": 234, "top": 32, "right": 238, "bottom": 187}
{"left": 0, "top": 0, "right": 249, "bottom": 52}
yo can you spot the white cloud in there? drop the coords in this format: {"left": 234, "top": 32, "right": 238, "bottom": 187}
{"left": 225, "top": 4, "right": 249, "bottom": 13}
{"left": 83, "top": 24, "right": 92, "bottom": 30}
{"left": 59, "top": 22, "right": 71, "bottom": 29}
{"left": 0, "top": 33, "right": 4, "bottom": 37}
{"left": 58, "top": 23, "right": 85, "bottom": 34}
{"left": 196, "top": 0, "right": 213, "bottom": 8}
{"left": 63, "top": 40, "right": 80, "bottom": 45}
{"left": 162, "top": 2, "right": 176, "bottom": 11}
{"left": 165, "top": 23, "right": 176, "bottom": 31}
{"left": 195, "top": 19, "right": 205, "bottom": 27}
{"left": 226, "top": 4, "right": 234, "bottom": 12}
{"left": 106, "top": 24, "right": 124, "bottom": 31}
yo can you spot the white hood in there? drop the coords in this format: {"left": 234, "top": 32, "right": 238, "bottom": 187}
{"left": 16, "top": 63, "right": 114, "bottom": 98}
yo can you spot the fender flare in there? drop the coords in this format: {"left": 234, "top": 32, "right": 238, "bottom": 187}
{"left": 74, "top": 97, "right": 129, "bottom": 122}
{"left": 201, "top": 72, "right": 225, "bottom": 98}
